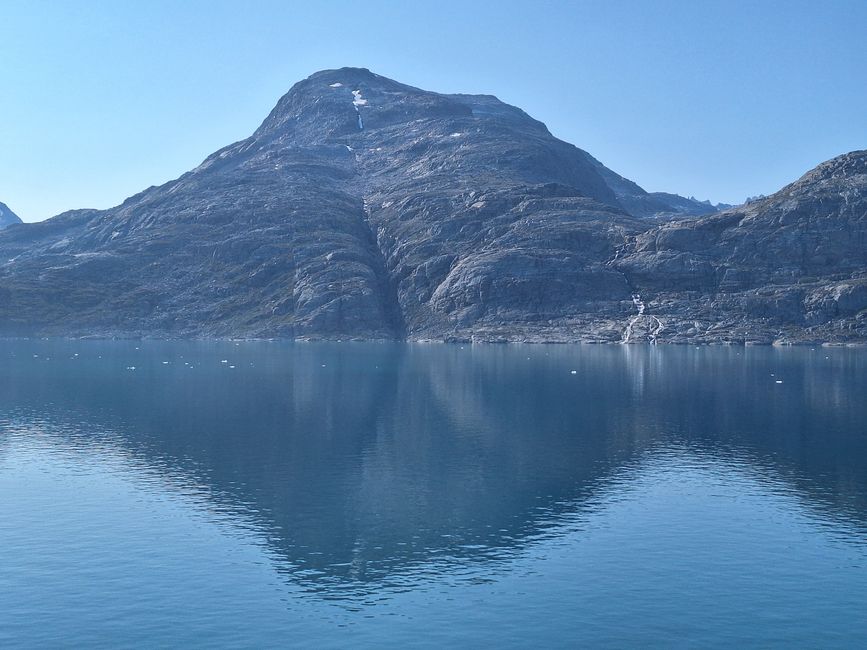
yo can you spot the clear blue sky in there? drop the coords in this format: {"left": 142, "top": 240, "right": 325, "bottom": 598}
{"left": 2, "top": 0, "right": 865, "bottom": 222}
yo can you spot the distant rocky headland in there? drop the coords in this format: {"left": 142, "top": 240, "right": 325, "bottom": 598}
{"left": 1, "top": 68, "right": 865, "bottom": 344}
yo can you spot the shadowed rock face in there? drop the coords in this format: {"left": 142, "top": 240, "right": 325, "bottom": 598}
{"left": 0, "top": 202, "right": 22, "bottom": 229}
{"left": 0, "top": 68, "right": 863, "bottom": 343}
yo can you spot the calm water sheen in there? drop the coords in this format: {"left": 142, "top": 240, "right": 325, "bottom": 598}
{"left": 1, "top": 341, "right": 866, "bottom": 648}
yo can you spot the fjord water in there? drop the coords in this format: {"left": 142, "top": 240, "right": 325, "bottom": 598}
{"left": 1, "top": 342, "right": 866, "bottom": 647}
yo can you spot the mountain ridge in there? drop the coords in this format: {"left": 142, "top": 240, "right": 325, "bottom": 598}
{"left": 0, "top": 68, "right": 863, "bottom": 344}
{"left": 0, "top": 202, "right": 22, "bottom": 229}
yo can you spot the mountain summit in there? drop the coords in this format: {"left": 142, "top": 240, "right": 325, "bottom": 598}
{"left": 0, "top": 69, "right": 864, "bottom": 343}
{"left": 0, "top": 202, "right": 22, "bottom": 229}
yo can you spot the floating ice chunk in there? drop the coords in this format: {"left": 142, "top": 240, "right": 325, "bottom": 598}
{"left": 229, "top": 365, "right": 236, "bottom": 369}
{"left": 571, "top": 370, "right": 578, "bottom": 375}
{"left": 329, "top": 82, "right": 343, "bottom": 87}
{"left": 775, "top": 380, "right": 783, "bottom": 384}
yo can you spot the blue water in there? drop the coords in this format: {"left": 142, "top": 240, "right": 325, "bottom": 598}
{"left": 1, "top": 341, "right": 866, "bottom": 648}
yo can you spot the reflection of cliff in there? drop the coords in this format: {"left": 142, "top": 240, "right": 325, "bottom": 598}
{"left": 634, "top": 346, "right": 867, "bottom": 522}
{"left": 0, "top": 342, "right": 865, "bottom": 598}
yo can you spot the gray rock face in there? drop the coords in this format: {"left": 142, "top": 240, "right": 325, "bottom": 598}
{"left": 0, "top": 68, "right": 864, "bottom": 344}
{"left": 616, "top": 151, "right": 867, "bottom": 344}
{"left": 0, "top": 202, "right": 22, "bottom": 229}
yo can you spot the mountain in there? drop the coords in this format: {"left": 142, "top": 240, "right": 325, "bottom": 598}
{"left": 583, "top": 153, "right": 725, "bottom": 219}
{"left": 0, "top": 68, "right": 863, "bottom": 344}
{"left": 616, "top": 150, "right": 867, "bottom": 344}
{"left": 0, "top": 202, "right": 22, "bottom": 229}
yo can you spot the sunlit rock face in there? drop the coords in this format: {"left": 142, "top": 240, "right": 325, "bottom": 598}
{"left": 617, "top": 150, "right": 867, "bottom": 344}
{"left": 0, "top": 202, "right": 22, "bottom": 229}
{"left": 0, "top": 68, "right": 863, "bottom": 343}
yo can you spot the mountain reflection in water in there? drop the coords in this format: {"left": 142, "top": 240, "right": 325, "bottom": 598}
{"left": 1, "top": 341, "right": 866, "bottom": 646}
{"left": 2, "top": 343, "right": 865, "bottom": 594}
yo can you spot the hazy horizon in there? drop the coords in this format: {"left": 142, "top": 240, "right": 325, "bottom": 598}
{"left": 2, "top": 0, "right": 865, "bottom": 222}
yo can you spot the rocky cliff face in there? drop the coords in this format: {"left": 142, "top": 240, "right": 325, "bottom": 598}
{"left": 0, "top": 68, "right": 863, "bottom": 344}
{"left": 0, "top": 202, "right": 22, "bottom": 229}
{"left": 613, "top": 151, "right": 867, "bottom": 344}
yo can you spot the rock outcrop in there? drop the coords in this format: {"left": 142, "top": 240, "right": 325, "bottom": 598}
{"left": 0, "top": 68, "right": 863, "bottom": 344}
{"left": 615, "top": 151, "right": 867, "bottom": 344}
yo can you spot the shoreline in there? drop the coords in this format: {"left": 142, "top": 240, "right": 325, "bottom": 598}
{"left": 1, "top": 334, "right": 865, "bottom": 347}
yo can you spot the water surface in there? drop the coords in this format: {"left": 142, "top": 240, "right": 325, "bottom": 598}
{"left": 1, "top": 342, "right": 866, "bottom": 647}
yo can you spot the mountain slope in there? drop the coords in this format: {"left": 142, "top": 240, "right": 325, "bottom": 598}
{"left": 0, "top": 202, "right": 22, "bottom": 229}
{"left": 0, "top": 68, "right": 643, "bottom": 339}
{"left": 616, "top": 150, "right": 867, "bottom": 343}
{"left": 0, "top": 68, "right": 863, "bottom": 343}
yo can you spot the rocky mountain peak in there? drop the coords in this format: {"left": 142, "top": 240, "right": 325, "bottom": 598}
{"left": 252, "top": 67, "right": 467, "bottom": 142}
{"left": 3, "top": 69, "right": 859, "bottom": 344}
{"left": 737, "top": 149, "right": 867, "bottom": 220}
{"left": 0, "top": 202, "right": 22, "bottom": 228}
{"left": 192, "top": 69, "right": 719, "bottom": 219}
{"left": 792, "top": 149, "right": 867, "bottom": 189}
